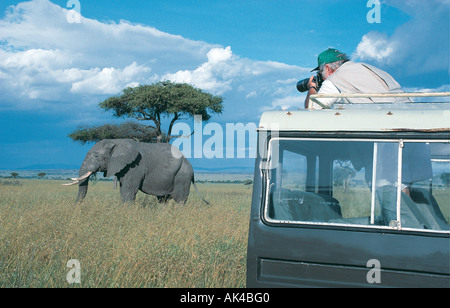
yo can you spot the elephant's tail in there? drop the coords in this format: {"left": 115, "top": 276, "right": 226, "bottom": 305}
{"left": 192, "top": 178, "right": 210, "bottom": 205}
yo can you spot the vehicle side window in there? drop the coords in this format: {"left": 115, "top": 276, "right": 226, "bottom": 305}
{"left": 280, "top": 150, "right": 308, "bottom": 192}
{"left": 265, "top": 139, "right": 449, "bottom": 232}
{"left": 332, "top": 160, "right": 374, "bottom": 224}
{"left": 404, "top": 142, "right": 450, "bottom": 230}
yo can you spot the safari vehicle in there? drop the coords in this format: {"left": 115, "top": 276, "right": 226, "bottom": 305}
{"left": 247, "top": 93, "right": 450, "bottom": 287}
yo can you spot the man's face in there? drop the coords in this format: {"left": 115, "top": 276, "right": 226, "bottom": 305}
{"left": 320, "top": 64, "right": 333, "bottom": 80}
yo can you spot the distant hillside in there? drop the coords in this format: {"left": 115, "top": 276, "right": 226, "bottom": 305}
{"left": 0, "top": 164, "right": 254, "bottom": 174}
{"left": 194, "top": 166, "right": 253, "bottom": 174}
{"left": 15, "top": 164, "right": 80, "bottom": 170}
{"left": 0, "top": 169, "right": 79, "bottom": 179}
{"left": 0, "top": 165, "right": 255, "bottom": 181}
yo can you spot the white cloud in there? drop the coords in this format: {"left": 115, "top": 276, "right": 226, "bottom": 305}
{"left": 2, "top": 49, "right": 67, "bottom": 69}
{"left": 207, "top": 46, "right": 233, "bottom": 64}
{"left": 0, "top": 0, "right": 213, "bottom": 108}
{"left": 163, "top": 47, "right": 236, "bottom": 95}
{"left": 0, "top": 48, "right": 153, "bottom": 105}
{"left": 163, "top": 45, "right": 307, "bottom": 118}
{"left": 354, "top": 32, "right": 396, "bottom": 63}
{"left": 267, "top": 96, "right": 306, "bottom": 112}
{"left": 403, "top": 84, "right": 450, "bottom": 102}
{"left": 0, "top": 0, "right": 308, "bottom": 120}
{"left": 70, "top": 62, "right": 152, "bottom": 95}
{"left": 0, "top": 0, "right": 210, "bottom": 68}
{"left": 354, "top": 0, "right": 449, "bottom": 75}
{"left": 245, "top": 91, "right": 257, "bottom": 99}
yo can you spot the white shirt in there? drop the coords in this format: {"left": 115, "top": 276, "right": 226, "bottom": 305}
{"left": 311, "top": 79, "right": 339, "bottom": 109}
{"left": 312, "top": 61, "right": 410, "bottom": 109}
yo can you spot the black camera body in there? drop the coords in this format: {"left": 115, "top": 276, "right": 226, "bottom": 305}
{"left": 296, "top": 73, "right": 323, "bottom": 92}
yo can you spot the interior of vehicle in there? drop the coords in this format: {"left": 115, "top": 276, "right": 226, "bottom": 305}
{"left": 266, "top": 139, "right": 449, "bottom": 231}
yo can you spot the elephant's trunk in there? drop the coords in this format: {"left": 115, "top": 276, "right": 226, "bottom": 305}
{"left": 76, "top": 179, "right": 89, "bottom": 202}
{"left": 62, "top": 167, "right": 94, "bottom": 202}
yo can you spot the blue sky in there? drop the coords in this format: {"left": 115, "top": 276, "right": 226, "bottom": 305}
{"left": 0, "top": 0, "right": 449, "bottom": 170}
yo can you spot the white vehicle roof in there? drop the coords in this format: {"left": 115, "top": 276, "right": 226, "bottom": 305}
{"left": 259, "top": 102, "right": 450, "bottom": 132}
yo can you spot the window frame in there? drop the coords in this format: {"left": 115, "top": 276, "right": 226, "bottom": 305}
{"left": 262, "top": 137, "right": 450, "bottom": 234}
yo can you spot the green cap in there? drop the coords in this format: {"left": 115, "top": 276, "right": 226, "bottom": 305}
{"left": 312, "top": 48, "right": 348, "bottom": 71}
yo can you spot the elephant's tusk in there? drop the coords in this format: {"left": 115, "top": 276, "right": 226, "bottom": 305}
{"left": 63, "top": 171, "right": 93, "bottom": 186}
{"left": 71, "top": 171, "right": 93, "bottom": 181}
{"left": 62, "top": 181, "right": 79, "bottom": 186}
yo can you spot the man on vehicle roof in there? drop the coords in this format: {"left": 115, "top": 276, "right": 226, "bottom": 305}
{"left": 304, "top": 48, "right": 411, "bottom": 109}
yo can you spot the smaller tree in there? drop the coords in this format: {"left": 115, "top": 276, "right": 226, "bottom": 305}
{"left": 243, "top": 179, "right": 253, "bottom": 187}
{"left": 68, "top": 121, "right": 159, "bottom": 144}
{"left": 333, "top": 162, "right": 356, "bottom": 192}
{"left": 440, "top": 173, "right": 450, "bottom": 187}
{"left": 37, "top": 172, "right": 46, "bottom": 179}
{"left": 10, "top": 172, "right": 19, "bottom": 179}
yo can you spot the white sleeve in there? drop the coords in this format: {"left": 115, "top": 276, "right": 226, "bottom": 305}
{"left": 313, "top": 80, "right": 340, "bottom": 109}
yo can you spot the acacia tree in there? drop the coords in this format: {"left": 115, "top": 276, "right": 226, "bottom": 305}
{"left": 441, "top": 173, "right": 450, "bottom": 187}
{"left": 69, "top": 121, "right": 159, "bottom": 144}
{"left": 98, "top": 81, "right": 223, "bottom": 142}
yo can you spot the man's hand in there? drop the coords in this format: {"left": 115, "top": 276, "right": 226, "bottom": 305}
{"left": 304, "top": 77, "right": 318, "bottom": 109}
{"left": 307, "top": 75, "right": 318, "bottom": 91}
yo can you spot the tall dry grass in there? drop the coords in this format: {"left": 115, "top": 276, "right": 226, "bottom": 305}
{"left": 0, "top": 180, "right": 251, "bottom": 288}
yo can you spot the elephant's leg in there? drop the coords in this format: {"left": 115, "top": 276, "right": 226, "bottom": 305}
{"left": 170, "top": 177, "right": 191, "bottom": 204}
{"left": 170, "top": 160, "right": 193, "bottom": 204}
{"left": 119, "top": 179, "right": 139, "bottom": 203}
{"left": 157, "top": 195, "right": 170, "bottom": 203}
{"left": 170, "top": 191, "right": 188, "bottom": 204}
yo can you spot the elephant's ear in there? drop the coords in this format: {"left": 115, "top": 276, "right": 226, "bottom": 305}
{"left": 106, "top": 141, "right": 140, "bottom": 177}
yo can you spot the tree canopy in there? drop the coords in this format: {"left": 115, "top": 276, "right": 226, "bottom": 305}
{"left": 68, "top": 81, "right": 223, "bottom": 144}
{"left": 68, "top": 121, "right": 160, "bottom": 144}
{"left": 99, "top": 81, "right": 223, "bottom": 142}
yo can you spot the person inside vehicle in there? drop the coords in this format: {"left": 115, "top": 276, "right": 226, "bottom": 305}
{"left": 301, "top": 49, "right": 443, "bottom": 228}
{"left": 304, "top": 48, "right": 411, "bottom": 109}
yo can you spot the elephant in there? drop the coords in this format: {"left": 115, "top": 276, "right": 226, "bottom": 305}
{"left": 63, "top": 139, "right": 209, "bottom": 204}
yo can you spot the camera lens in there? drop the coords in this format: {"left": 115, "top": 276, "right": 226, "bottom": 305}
{"left": 296, "top": 78, "right": 310, "bottom": 92}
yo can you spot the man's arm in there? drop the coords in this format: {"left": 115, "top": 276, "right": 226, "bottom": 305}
{"left": 304, "top": 76, "right": 317, "bottom": 109}
{"left": 305, "top": 79, "right": 340, "bottom": 109}
{"left": 305, "top": 87, "right": 317, "bottom": 109}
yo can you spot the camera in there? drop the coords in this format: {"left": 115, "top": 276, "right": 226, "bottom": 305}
{"left": 296, "top": 73, "right": 323, "bottom": 92}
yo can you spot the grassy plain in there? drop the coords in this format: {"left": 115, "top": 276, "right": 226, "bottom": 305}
{"left": 334, "top": 185, "right": 450, "bottom": 221}
{"left": 0, "top": 179, "right": 252, "bottom": 288}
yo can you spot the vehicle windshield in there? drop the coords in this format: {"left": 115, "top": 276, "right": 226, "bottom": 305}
{"left": 265, "top": 138, "right": 450, "bottom": 232}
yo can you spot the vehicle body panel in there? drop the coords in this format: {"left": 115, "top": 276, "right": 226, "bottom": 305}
{"left": 247, "top": 103, "right": 450, "bottom": 288}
